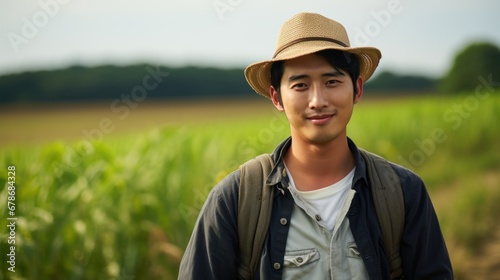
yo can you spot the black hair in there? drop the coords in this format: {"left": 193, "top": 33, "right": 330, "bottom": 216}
{"left": 270, "top": 49, "right": 361, "bottom": 99}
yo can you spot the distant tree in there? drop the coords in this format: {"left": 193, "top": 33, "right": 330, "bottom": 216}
{"left": 440, "top": 41, "right": 500, "bottom": 93}
{"left": 0, "top": 65, "right": 253, "bottom": 104}
{"left": 364, "top": 71, "right": 436, "bottom": 94}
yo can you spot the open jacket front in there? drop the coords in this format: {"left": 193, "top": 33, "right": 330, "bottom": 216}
{"left": 178, "top": 137, "right": 453, "bottom": 280}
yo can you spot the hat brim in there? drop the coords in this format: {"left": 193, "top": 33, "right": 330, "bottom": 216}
{"left": 245, "top": 41, "right": 381, "bottom": 99}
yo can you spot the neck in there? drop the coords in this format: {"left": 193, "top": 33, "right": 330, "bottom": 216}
{"left": 284, "top": 135, "right": 355, "bottom": 191}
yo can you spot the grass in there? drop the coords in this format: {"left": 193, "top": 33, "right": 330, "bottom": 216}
{"left": 0, "top": 93, "right": 499, "bottom": 279}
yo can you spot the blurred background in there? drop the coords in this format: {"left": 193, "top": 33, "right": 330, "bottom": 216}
{"left": 1, "top": 0, "right": 499, "bottom": 145}
{"left": 1, "top": 0, "right": 499, "bottom": 76}
{"left": 0, "top": 0, "right": 499, "bottom": 279}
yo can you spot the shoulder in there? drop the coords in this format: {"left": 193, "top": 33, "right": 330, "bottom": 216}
{"left": 386, "top": 161, "right": 432, "bottom": 208}
{"left": 194, "top": 170, "right": 241, "bottom": 236}
{"left": 358, "top": 148, "right": 424, "bottom": 191}
{"left": 179, "top": 171, "right": 242, "bottom": 279}
{"left": 207, "top": 170, "right": 241, "bottom": 209}
{"left": 388, "top": 162, "right": 424, "bottom": 187}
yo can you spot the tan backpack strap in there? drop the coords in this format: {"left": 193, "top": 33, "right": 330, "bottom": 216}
{"left": 237, "top": 154, "right": 275, "bottom": 280}
{"left": 360, "top": 149, "right": 405, "bottom": 279}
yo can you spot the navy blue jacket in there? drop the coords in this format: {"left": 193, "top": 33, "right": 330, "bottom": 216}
{"left": 178, "top": 137, "right": 453, "bottom": 279}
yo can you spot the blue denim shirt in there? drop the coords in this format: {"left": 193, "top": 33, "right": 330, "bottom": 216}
{"left": 178, "top": 137, "right": 453, "bottom": 280}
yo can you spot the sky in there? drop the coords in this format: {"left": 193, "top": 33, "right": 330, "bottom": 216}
{"left": 1, "top": 0, "right": 499, "bottom": 78}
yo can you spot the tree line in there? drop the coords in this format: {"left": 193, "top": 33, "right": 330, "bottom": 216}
{"left": 0, "top": 41, "right": 498, "bottom": 104}
{"left": 0, "top": 65, "right": 253, "bottom": 104}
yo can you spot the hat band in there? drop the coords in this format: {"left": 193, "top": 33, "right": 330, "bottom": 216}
{"left": 273, "top": 37, "right": 349, "bottom": 58}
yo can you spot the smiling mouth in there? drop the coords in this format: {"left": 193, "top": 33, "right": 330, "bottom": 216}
{"left": 307, "top": 114, "right": 334, "bottom": 125}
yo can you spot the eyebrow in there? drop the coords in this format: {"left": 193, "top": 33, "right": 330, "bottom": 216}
{"left": 287, "top": 70, "right": 345, "bottom": 82}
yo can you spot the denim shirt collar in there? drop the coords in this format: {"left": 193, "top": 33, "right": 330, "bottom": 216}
{"left": 266, "top": 136, "right": 369, "bottom": 188}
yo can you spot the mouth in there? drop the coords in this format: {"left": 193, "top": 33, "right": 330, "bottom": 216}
{"left": 307, "top": 114, "right": 334, "bottom": 125}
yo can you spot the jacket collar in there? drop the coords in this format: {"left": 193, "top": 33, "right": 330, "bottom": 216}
{"left": 266, "top": 136, "right": 369, "bottom": 188}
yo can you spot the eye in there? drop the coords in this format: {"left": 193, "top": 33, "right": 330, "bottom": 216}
{"left": 291, "top": 83, "right": 308, "bottom": 90}
{"left": 326, "top": 79, "right": 340, "bottom": 86}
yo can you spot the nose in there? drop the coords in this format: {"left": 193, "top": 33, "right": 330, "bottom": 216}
{"left": 309, "top": 84, "right": 329, "bottom": 109}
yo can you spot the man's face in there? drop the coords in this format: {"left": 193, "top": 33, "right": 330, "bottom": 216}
{"left": 270, "top": 53, "right": 363, "bottom": 145}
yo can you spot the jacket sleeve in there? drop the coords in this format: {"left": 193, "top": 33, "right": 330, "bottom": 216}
{"left": 395, "top": 166, "right": 454, "bottom": 279}
{"left": 178, "top": 171, "right": 240, "bottom": 280}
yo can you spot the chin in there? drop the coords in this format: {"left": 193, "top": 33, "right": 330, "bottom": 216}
{"left": 307, "top": 133, "right": 339, "bottom": 145}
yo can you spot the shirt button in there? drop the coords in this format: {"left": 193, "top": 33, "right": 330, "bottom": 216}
{"left": 273, "top": 262, "right": 281, "bottom": 270}
{"left": 296, "top": 257, "right": 303, "bottom": 263}
{"left": 280, "top": 218, "right": 288, "bottom": 225}
{"left": 315, "top": 214, "right": 322, "bottom": 221}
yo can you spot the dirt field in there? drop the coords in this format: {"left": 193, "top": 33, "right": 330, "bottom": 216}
{"left": 0, "top": 99, "right": 273, "bottom": 149}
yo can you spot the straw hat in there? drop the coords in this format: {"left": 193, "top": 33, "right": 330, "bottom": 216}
{"left": 244, "top": 12, "right": 382, "bottom": 98}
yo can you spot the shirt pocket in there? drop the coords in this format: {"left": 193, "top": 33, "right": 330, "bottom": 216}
{"left": 346, "top": 242, "right": 369, "bottom": 279}
{"left": 283, "top": 248, "right": 320, "bottom": 268}
{"left": 347, "top": 242, "right": 362, "bottom": 259}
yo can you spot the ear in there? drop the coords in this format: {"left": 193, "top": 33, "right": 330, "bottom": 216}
{"left": 353, "top": 76, "right": 364, "bottom": 104}
{"left": 270, "top": 86, "right": 284, "bottom": 111}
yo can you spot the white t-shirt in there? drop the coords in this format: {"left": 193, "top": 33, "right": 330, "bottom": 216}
{"left": 286, "top": 167, "right": 355, "bottom": 231}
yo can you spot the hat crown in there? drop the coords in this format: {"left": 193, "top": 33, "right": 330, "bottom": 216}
{"left": 274, "top": 13, "right": 351, "bottom": 57}
{"left": 244, "top": 12, "right": 381, "bottom": 99}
